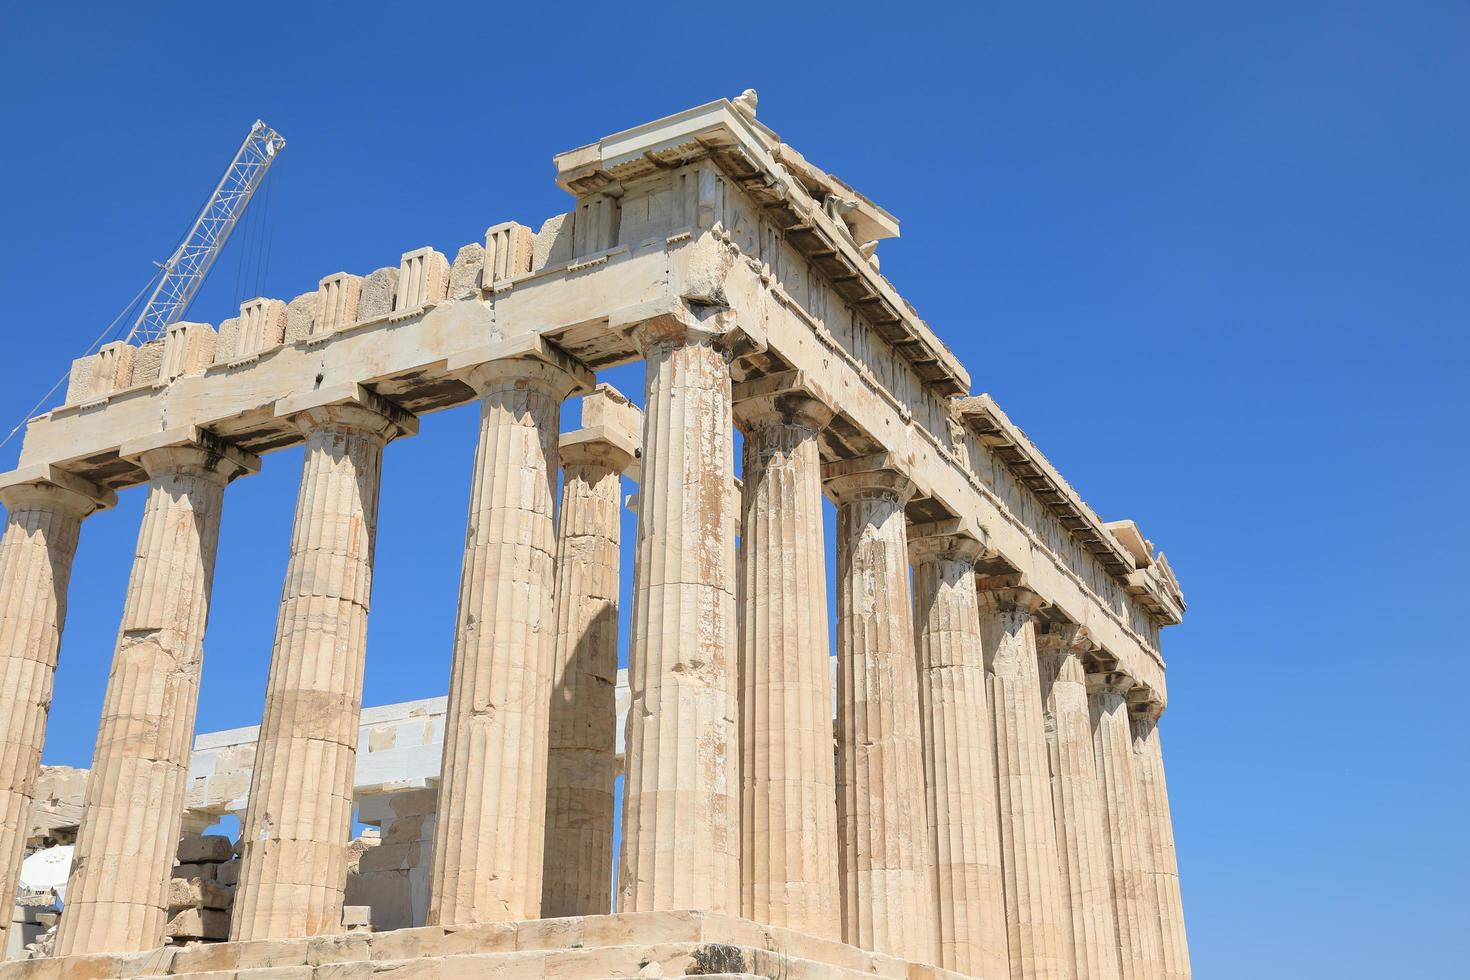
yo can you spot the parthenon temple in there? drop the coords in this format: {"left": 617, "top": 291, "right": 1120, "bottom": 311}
{"left": 0, "top": 93, "right": 1190, "bottom": 979}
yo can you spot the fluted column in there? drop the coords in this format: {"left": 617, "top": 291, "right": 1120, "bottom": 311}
{"left": 541, "top": 386, "right": 638, "bottom": 918}
{"left": 734, "top": 379, "right": 840, "bottom": 939}
{"left": 1089, "top": 672, "right": 1162, "bottom": 980}
{"left": 57, "top": 440, "right": 254, "bottom": 955}
{"left": 0, "top": 474, "right": 110, "bottom": 949}
{"left": 619, "top": 320, "right": 739, "bottom": 914}
{"left": 909, "top": 524, "right": 1009, "bottom": 977}
{"left": 1039, "top": 626, "right": 1122, "bottom": 980}
{"left": 1130, "top": 704, "right": 1191, "bottom": 980}
{"left": 231, "top": 396, "right": 413, "bottom": 940}
{"left": 977, "top": 581, "right": 1067, "bottom": 980}
{"left": 825, "top": 458, "right": 935, "bottom": 963}
{"left": 429, "top": 353, "right": 587, "bottom": 925}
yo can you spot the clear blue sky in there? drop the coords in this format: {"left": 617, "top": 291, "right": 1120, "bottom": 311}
{"left": 2, "top": 4, "right": 1465, "bottom": 976}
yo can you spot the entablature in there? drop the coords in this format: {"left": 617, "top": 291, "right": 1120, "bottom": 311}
{"left": 954, "top": 394, "right": 1185, "bottom": 626}
{"left": 553, "top": 97, "right": 969, "bottom": 398}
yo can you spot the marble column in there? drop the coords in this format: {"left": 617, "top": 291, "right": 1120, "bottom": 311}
{"left": 541, "top": 388, "right": 638, "bottom": 918}
{"left": 825, "top": 458, "right": 935, "bottom": 963}
{"left": 0, "top": 474, "right": 110, "bottom": 949}
{"left": 734, "top": 381, "right": 840, "bottom": 939}
{"left": 57, "top": 440, "right": 254, "bottom": 956}
{"left": 1088, "top": 672, "right": 1163, "bottom": 980}
{"left": 231, "top": 396, "right": 413, "bottom": 941}
{"left": 977, "top": 581, "right": 1067, "bottom": 980}
{"left": 619, "top": 320, "right": 739, "bottom": 914}
{"left": 908, "top": 525, "right": 1009, "bottom": 978}
{"left": 1039, "top": 626, "right": 1122, "bottom": 980}
{"left": 428, "top": 354, "right": 587, "bottom": 925}
{"left": 1131, "top": 704, "right": 1191, "bottom": 980}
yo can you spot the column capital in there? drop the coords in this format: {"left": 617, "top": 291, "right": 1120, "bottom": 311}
{"left": 0, "top": 464, "right": 115, "bottom": 516}
{"left": 560, "top": 383, "right": 641, "bottom": 475}
{"left": 822, "top": 453, "right": 915, "bottom": 505}
{"left": 446, "top": 334, "right": 595, "bottom": 399}
{"left": 120, "top": 427, "right": 260, "bottom": 484}
{"left": 613, "top": 298, "right": 762, "bottom": 360}
{"left": 274, "top": 383, "right": 418, "bottom": 442}
{"left": 560, "top": 433, "right": 637, "bottom": 474}
{"left": 1036, "top": 622, "right": 1097, "bottom": 659}
{"left": 975, "top": 572, "right": 1046, "bottom": 616}
{"left": 1085, "top": 668, "right": 1138, "bottom": 698}
{"left": 731, "top": 369, "right": 837, "bottom": 433}
{"left": 907, "top": 518, "right": 989, "bottom": 566}
{"left": 1127, "top": 688, "right": 1166, "bottom": 721}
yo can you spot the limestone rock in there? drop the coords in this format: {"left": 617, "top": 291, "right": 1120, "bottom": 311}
{"left": 356, "top": 267, "right": 398, "bottom": 321}
{"left": 165, "top": 907, "right": 230, "bottom": 941}
{"left": 449, "top": 243, "right": 484, "bottom": 299}
{"left": 178, "top": 834, "right": 233, "bottom": 864}
{"left": 284, "top": 292, "right": 318, "bottom": 343}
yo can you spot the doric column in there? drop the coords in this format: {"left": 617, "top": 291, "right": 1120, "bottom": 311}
{"left": 57, "top": 436, "right": 256, "bottom": 956}
{"left": 541, "top": 385, "right": 639, "bottom": 918}
{"left": 1038, "top": 626, "right": 1122, "bottom": 980}
{"left": 1130, "top": 701, "right": 1191, "bottom": 980}
{"left": 1088, "top": 672, "right": 1163, "bottom": 980}
{"left": 0, "top": 470, "right": 111, "bottom": 950}
{"left": 977, "top": 579, "right": 1067, "bottom": 980}
{"left": 824, "top": 456, "right": 935, "bottom": 963}
{"left": 428, "top": 349, "right": 590, "bottom": 925}
{"left": 734, "top": 372, "right": 840, "bottom": 939}
{"left": 908, "top": 523, "right": 1009, "bottom": 978}
{"left": 231, "top": 391, "right": 415, "bottom": 940}
{"left": 620, "top": 318, "right": 740, "bottom": 915}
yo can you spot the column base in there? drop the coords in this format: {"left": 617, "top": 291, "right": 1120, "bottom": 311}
{"left": 0, "top": 911, "right": 972, "bottom": 980}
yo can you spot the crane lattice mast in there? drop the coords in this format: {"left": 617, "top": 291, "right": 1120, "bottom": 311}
{"left": 126, "top": 120, "right": 286, "bottom": 344}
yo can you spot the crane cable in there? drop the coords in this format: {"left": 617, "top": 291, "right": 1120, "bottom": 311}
{"left": 0, "top": 272, "right": 164, "bottom": 452}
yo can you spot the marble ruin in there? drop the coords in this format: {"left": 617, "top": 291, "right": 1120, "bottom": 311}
{"left": 0, "top": 93, "right": 1190, "bottom": 978}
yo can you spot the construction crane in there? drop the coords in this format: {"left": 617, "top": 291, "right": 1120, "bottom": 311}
{"left": 125, "top": 120, "right": 286, "bottom": 344}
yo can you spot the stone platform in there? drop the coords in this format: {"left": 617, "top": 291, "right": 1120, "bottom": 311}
{"left": 0, "top": 911, "right": 969, "bottom": 980}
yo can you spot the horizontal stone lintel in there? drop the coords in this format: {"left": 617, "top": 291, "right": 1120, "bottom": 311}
{"left": 6, "top": 231, "right": 1168, "bottom": 699}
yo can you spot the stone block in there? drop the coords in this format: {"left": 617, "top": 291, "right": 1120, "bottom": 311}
{"left": 382, "top": 813, "right": 428, "bottom": 845}
{"left": 178, "top": 833, "right": 234, "bottom": 863}
{"left": 533, "top": 213, "right": 574, "bottom": 270}
{"left": 173, "top": 861, "right": 218, "bottom": 880}
{"left": 236, "top": 297, "right": 288, "bottom": 357}
{"left": 394, "top": 247, "right": 450, "bottom": 312}
{"left": 213, "top": 316, "right": 241, "bottom": 362}
{"left": 161, "top": 321, "right": 217, "bottom": 380}
{"left": 284, "top": 291, "right": 319, "bottom": 342}
{"left": 368, "top": 925, "right": 447, "bottom": 961}
{"left": 357, "top": 841, "right": 414, "bottom": 873}
{"left": 357, "top": 267, "right": 399, "bottom": 321}
{"left": 317, "top": 272, "right": 363, "bottom": 333}
{"left": 236, "top": 968, "right": 315, "bottom": 980}
{"left": 572, "top": 194, "right": 620, "bottom": 255}
{"left": 483, "top": 222, "right": 534, "bottom": 285}
{"left": 389, "top": 787, "right": 438, "bottom": 818}
{"left": 449, "top": 243, "right": 484, "bottom": 299}
{"left": 165, "top": 906, "right": 230, "bottom": 940}
{"left": 132, "top": 339, "right": 164, "bottom": 385}
{"left": 437, "top": 921, "right": 516, "bottom": 956}
{"left": 167, "top": 874, "right": 235, "bottom": 909}
{"left": 315, "top": 965, "right": 375, "bottom": 980}
{"left": 216, "top": 857, "right": 241, "bottom": 885}
{"left": 65, "top": 341, "right": 136, "bottom": 403}
{"left": 309, "top": 932, "right": 371, "bottom": 964}
{"left": 341, "top": 906, "right": 372, "bottom": 928}
{"left": 234, "top": 936, "right": 312, "bottom": 970}
{"left": 315, "top": 964, "right": 375, "bottom": 980}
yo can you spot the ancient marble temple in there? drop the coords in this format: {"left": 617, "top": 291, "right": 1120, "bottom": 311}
{"left": 0, "top": 93, "right": 1190, "bottom": 979}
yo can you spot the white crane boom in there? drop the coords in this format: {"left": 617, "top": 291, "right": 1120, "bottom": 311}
{"left": 126, "top": 120, "right": 286, "bottom": 343}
